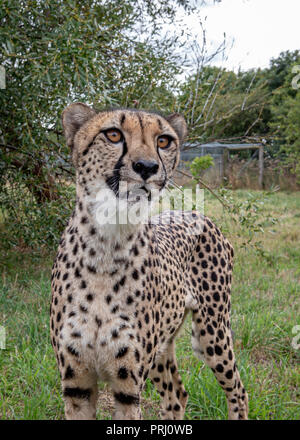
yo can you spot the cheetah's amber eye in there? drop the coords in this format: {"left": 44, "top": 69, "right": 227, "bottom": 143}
{"left": 157, "top": 135, "right": 172, "bottom": 149}
{"left": 104, "top": 129, "right": 122, "bottom": 143}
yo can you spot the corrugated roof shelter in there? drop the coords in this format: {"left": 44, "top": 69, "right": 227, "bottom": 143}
{"left": 179, "top": 142, "right": 264, "bottom": 188}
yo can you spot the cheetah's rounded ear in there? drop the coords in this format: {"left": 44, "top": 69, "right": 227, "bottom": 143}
{"left": 62, "top": 102, "right": 96, "bottom": 149}
{"left": 166, "top": 113, "right": 188, "bottom": 144}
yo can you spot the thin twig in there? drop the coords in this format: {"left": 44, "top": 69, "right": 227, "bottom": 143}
{"left": 174, "top": 168, "right": 231, "bottom": 209}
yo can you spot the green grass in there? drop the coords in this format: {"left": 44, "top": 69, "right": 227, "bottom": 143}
{"left": 0, "top": 190, "right": 299, "bottom": 420}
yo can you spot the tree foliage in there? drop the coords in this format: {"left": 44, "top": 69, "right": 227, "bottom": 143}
{"left": 0, "top": 0, "right": 193, "bottom": 246}
{"left": 0, "top": 0, "right": 299, "bottom": 248}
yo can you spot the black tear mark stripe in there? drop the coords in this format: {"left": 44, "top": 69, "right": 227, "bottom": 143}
{"left": 157, "top": 147, "right": 167, "bottom": 188}
{"left": 171, "top": 153, "right": 178, "bottom": 171}
{"left": 114, "top": 392, "right": 140, "bottom": 405}
{"left": 63, "top": 387, "right": 91, "bottom": 399}
{"left": 106, "top": 138, "right": 128, "bottom": 196}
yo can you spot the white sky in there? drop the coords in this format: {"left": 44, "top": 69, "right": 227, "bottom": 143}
{"left": 182, "top": 0, "right": 300, "bottom": 71}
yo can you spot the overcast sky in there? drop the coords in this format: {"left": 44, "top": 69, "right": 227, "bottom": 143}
{"left": 181, "top": 0, "right": 300, "bottom": 71}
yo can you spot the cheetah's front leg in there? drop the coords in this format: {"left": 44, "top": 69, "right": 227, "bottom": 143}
{"left": 61, "top": 360, "right": 98, "bottom": 420}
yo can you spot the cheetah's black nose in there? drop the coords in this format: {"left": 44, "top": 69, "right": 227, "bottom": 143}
{"left": 132, "top": 159, "right": 159, "bottom": 181}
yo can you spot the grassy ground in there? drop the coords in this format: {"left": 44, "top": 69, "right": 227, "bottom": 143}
{"left": 0, "top": 189, "right": 299, "bottom": 420}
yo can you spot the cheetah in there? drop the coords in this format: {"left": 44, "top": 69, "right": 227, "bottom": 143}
{"left": 50, "top": 103, "right": 249, "bottom": 420}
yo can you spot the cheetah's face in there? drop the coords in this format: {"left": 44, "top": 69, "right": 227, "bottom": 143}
{"left": 62, "top": 103, "right": 187, "bottom": 201}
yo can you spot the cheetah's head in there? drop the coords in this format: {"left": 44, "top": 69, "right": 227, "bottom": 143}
{"left": 62, "top": 103, "right": 187, "bottom": 203}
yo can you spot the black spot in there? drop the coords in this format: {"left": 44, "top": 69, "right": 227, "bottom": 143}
{"left": 64, "top": 365, "right": 74, "bottom": 380}
{"left": 87, "top": 265, "right": 97, "bottom": 274}
{"left": 114, "top": 392, "right": 139, "bottom": 405}
{"left": 80, "top": 280, "right": 87, "bottom": 289}
{"left": 72, "top": 244, "right": 79, "bottom": 256}
{"left": 67, "top": 345, "right": 79, "bottom": 357}
{"left": 120, "top": 314, "right": 129, "bottom": 321}
{"left": 95, "top": 316, "right": 102, "bottom": 327}
{"left": 213, "top": 292, "right": 220, "bottom": 301}
{"left": 118, "top": 367, "right": 128, "bottom": 379}
{"left": 207, "top": 324, "right": 214, "bottom": 335}
{"left": 218, "top": 329, "right": 224, "bottom": 339}
{"left": 74, "top": 268, "right": 81, "bottom": 278}
{"left": 202, "top": 280, "right": 209, "bottom": 291}
{"left": 120, "top": 275, "right": 126, "bottom": 286}
{"left": 135, "top": 350, "right": 140, "bottom": 362}
{"left": 126, "top": 296, "right": 133, "bottom": 305}
{"left": 225, "top": 369, "right": 233, "bottom": 379}
{"left": 132, "top": 269, "right": 139, "bottom": 280}
{"left": 216, "top": 364, "right": 224, "bottom": 373}
{"left": 215, "top": 345, "right": 223, "bottom": 356}
{"left": 112, "top": 329, "right": 119, "bottom": 338}
{"left": 211, "top": 272, "right": 218, "bottom": 282}
{"left": 205, "top": 244, "right": 211, "bottom": 253}
{"left": 206, "top": 346, "right": 214, "bottom": 356}
{"left": 201, "top": 260, "right": 208, "bottom": 269}
{"left": 116, "top": 346, "right": 129, "bottom": 358}
{"left": 208, "top": 307, "right": 215, "bottom": 316}
{"left": 63, "top": 387, "right": 91, "bottom": 399}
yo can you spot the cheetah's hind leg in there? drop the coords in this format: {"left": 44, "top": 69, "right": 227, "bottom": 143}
{"left": 149, "top": 339, "right": 188, "bottom": 420}
{"left": 191, "top": 310, "right": 248, "bottom": 420}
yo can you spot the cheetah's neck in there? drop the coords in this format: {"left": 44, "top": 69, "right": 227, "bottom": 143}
{"left": 73, "top": 190, "right": 146, "bottom": 272}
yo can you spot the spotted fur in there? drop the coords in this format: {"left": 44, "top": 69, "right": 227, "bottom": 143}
{"left": 50, "top": 103, "right": 248, "bottom": 420}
